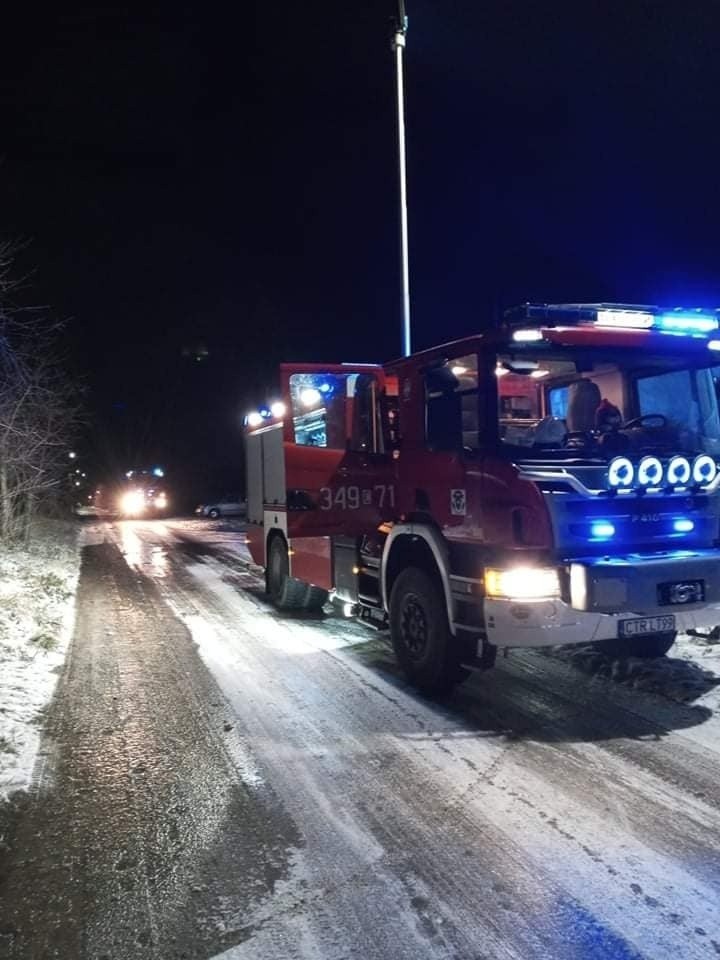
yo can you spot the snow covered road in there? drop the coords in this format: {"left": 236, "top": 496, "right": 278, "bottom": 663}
{"left": 2, "top": 518, "right": 720, "bottom": 959}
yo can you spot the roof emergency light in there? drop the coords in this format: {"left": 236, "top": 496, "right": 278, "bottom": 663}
{"left": 507, "top": 303, "right": 720, "bottom": 337}
{"left": 596, "top": 309, "right": 654, "bottom": 329}
{"left": 657, "top": 311, "right": 718, "bottom": 334}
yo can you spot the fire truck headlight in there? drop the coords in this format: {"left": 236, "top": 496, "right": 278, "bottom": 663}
{"left": 607, "top": 457, "right": 634, "bottom": 489}
{"left": 637, "top": 456, "right": 663, "bottom": 487}
{"left": 120, "top": 490, "right": 145, "bottom": 515}
{"left": 667, "top": 456, "right": 691, "bottom": 486}
{"left": 155, "top": 494, "right": 168, "bottom": 509}
{"left": 692, "top": 454, "right": 717, "bottom": 486}
{"left": 484, "top": 567, "right": 560, "bottom": 601}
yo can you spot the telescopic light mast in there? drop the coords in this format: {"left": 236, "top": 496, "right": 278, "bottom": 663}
{"left": 393, "top": 2, "right": 411, "bottom": 356}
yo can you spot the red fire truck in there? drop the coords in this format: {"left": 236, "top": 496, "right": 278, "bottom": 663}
{"left": 245, "top": 303, "right": 720, "bottom": 694}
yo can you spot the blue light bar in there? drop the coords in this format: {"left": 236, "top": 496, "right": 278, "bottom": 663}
{"left": 590, "top": 520, "right": 615, "bottom": 539}
{"left": 673, "top": 518, "right": 695, "bottom": 533}
{"left": 506, "top": 302, "right": 720, "bottom": 340}
{"left": 657, "top": 312, "right": 718, "bottom": 334}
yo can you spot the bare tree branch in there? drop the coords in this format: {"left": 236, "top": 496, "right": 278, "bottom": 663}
{"left": 0, "top": 243, "right": 84, "bottom": 542}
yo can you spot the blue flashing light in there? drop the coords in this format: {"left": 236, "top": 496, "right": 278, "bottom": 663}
{"left": 657, "top": 312, "right": 718, "bottom": 334}
{"left": 259, "top": 407, "right": 271, "bottom": 418}
{"left": 152, "top": 467, "right": 164, "bottom": 478}
{"left": 673, "top": 518, "right": 695, "bottom": 533}
{"left": 591, "top": 520, "right": 615, "bottom": 539}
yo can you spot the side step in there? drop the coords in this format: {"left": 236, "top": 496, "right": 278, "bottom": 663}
{"left": 359, "top": 603, "right": 388, "bottom": 630}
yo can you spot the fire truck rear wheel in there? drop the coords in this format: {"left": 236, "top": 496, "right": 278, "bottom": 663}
{"left": 598, "top": 631, "right": 677, "bottom": 659}
{"left": 267, "top": 536, "right": 306, "bottom": 610}
{"left": 389, "top": 567, "right": 461, "bottom": 696}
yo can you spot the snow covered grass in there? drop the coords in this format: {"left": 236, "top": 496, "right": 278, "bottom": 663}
{"left": 673, "top": 631, "right": 720, "bottom": 713}
{"left": 547, "top": 630, "right": 720, "bottom": 716}
{"left": 0, "top": 519, "right": 81, "bottom": 801}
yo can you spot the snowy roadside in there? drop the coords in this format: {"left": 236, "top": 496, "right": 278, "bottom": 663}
{"left": 546, "top": 629, "right": 720, "bottom": 716}
{"left": 0, "top": 520, "right": 82, "bottom": 801}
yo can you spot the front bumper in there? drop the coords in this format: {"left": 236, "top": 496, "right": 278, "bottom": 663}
{"left": 484, "top": 548, "right": 720, "bottom": 649}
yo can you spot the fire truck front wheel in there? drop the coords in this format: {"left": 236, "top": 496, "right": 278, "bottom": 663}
{"left": 267, "top": 535, "right": 306, "bottom": 610}
{"left": 389, "top": 567, "right": 461, "bottom": 697}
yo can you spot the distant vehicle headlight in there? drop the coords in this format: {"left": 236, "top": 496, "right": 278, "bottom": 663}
{"left": 155, "top": 494, "right": 168, "bottom": 509}
{"left": 120, "top": 490, "right": 145, "bottom": 515}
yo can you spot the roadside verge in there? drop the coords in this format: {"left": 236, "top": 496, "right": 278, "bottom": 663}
{"left": 0, "top": 519, "right": 82, "bottom": 802}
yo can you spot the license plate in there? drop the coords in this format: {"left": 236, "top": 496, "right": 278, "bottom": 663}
{"left": 619, "top": 615, "right": 676, "bottom": 638}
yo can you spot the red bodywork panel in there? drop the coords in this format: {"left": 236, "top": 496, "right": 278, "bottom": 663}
{"left": 291, "top": 537, "right": 333, "bottom": 590}
{"left": 246, "top": 523, "right": 265, "bottom": 568}
{"left": 248, "top": 322, "right": 707, "bottom": 588}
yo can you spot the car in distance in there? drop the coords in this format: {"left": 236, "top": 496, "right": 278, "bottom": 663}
{"left": 195, "top": 496, "right": 247, "bottom": 520}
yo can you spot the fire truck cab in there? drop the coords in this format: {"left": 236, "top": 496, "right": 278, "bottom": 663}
{"left": 245, "top": 304, "right": 720, "bottom": 694}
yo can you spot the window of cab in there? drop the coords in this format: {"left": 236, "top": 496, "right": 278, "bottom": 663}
{"left": 424, "top": 354, "right": 480, "bottom": 452}
{"left": 495, "top": 349, "right": 720, "bottom": 456}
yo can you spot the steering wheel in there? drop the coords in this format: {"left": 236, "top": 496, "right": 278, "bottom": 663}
{"left": 622, "top": 414, "right": 668, "bottom": 430}
{"left": 563, "top": 430, "right": 594, "bottom": 449}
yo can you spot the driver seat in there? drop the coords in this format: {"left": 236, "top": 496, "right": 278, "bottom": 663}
{"left": 566, "top": 380, "right": 602, "bottom": 433}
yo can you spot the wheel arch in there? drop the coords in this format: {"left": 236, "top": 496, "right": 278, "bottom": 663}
{"left": 265, "top": 526, "right": 288, "bottom": 568}
{"left": 381, "top": 523, "right": 456, "bottom": 634}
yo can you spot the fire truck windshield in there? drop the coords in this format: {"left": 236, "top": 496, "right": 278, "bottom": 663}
{"left": 496, "top": 349, "right": 720, "bottom": 459}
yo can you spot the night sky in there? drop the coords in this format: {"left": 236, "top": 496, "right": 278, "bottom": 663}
{"left": 3, "top": 2, "right": 720, "bottom": 502}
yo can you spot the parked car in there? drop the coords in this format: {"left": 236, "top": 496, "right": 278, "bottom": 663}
{"left": 195, "top": 496, "right": 247, "bottom": 520}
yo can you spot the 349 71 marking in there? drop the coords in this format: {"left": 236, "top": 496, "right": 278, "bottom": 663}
{"left": 318, "top": 485, "right": 395, "bottom": 510}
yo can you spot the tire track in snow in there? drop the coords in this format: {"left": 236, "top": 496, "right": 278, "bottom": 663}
{"left": 113, "top": 522, "right": 720, "bottom": 960}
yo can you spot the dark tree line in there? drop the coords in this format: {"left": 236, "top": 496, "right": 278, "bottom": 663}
{"left": 0, "top": 243, "right": 82, "bottom": 542}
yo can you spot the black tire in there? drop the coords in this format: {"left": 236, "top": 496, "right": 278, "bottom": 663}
{"left": 304, "top": 584, "right": 329, "bottom": 612}
{"left": 598, "top": 631, "right": 676, "bottom": 659}
{"left": 389, "top": 567, "right": 461, "bottom": 696}
{"left": 208, "top": 508, "right": 221, "bottom": 519}
{"left": 266, "top": 536, "right": 306, "bottom": 610}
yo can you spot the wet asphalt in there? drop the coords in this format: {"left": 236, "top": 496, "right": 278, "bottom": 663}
{"left": 1, "top": 519, "right": 720, "bottom": 959}
{"left": 0, "top": 538, "right": 298, "bottom": 959}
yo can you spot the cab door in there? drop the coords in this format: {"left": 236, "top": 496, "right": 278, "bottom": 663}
{"left": 281, "top": 363, "right": 396, "bottom": 539}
